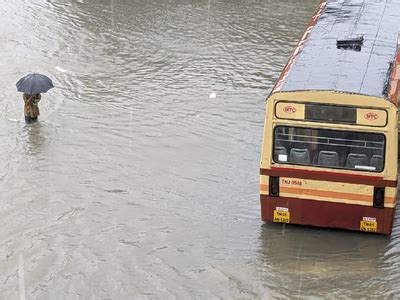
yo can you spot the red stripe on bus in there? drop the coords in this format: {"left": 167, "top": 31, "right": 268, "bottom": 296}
{"left": 272, "top": 0, "right": 327, "bottom": 92}
{"left": 260, "top": 167, "right": 397, "bottom": 187}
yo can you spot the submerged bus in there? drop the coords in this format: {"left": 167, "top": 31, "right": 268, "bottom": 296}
{"left": 260, "top": 0, "right": 400, "bottom": 234}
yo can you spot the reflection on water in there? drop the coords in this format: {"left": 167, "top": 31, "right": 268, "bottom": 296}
{"left": 0, "top": 0, "right": 399, "bottom": 298}
{"left": 22, "top": 123, "right": 46, "bottom": 156}
{"left": 258, "top": 220, "right": 400, "bottom": 298}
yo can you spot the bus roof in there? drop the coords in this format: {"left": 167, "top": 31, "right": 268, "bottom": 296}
{"left": 273, "top": 0, "right": 400, "bottom": 101}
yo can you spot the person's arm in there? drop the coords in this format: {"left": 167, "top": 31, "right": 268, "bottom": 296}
{"left": 23, "top": 95, "right": 33, "bottom": 105}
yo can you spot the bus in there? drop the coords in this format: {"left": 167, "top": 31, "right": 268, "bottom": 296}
{"left": 260, "top": 0, "right": 400, "bottom": 234}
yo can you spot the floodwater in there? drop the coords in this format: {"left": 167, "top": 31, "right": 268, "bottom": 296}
{"left": 0, "top": 0, "right": 399, "bottom": 298}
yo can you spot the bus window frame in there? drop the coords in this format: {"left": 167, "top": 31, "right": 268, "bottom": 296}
{"left": 274, "top": 100, "right": 388, "bottom": 127}
{"left": 272, "top": 125, "right": 386, "bottom": 173}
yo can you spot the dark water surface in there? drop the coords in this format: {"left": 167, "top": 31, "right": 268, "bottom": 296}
{"left": 0, "top": 0, "right": 399, "bottom": 298}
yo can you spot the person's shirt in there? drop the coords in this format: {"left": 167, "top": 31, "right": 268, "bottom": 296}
{"left": 23, "top": 93, "right": 40, "bottom": 117}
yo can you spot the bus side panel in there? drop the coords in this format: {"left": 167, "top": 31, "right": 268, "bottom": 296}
{"left": 260, "top": 195, "right": 395, "bottom": 235}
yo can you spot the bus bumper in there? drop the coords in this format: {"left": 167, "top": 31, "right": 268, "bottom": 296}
{"left": 260, "top": 195, "right": 395, "bottom": 235}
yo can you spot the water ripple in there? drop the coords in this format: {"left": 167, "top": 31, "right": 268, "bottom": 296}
{"left": 2, "top": 0, "right": 398, "bottom": 299}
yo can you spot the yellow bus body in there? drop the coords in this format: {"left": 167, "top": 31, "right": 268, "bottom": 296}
{"left": 260, "top": 91, "right": 398, "bottom": 234}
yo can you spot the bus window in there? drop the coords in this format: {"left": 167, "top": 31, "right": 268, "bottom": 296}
{"left": 273, "top": 126, "right": 385, "bottom": 172}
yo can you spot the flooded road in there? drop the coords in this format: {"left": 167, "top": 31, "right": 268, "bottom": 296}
{"left": 0, "top": 0, "right": 399, "bottom": 298}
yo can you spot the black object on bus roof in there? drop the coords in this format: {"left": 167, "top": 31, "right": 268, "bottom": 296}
{"left": 336, "top": 36, "right": 363, "bottom": 51}
{"left": 278, "top": 0, "right": 400, "bottom": 99}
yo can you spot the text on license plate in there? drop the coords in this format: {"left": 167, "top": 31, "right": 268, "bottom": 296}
{"left": 273, "top": 210, "right": 290, "bottom": 223}
{"left": 360, "top": 220, "right": 377, "bottom": 232}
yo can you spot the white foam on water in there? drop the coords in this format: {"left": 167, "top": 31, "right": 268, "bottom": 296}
{"left": 8, "top": 119, "right": 20, "bottom": 123}
{"left": 209, "top": 92, "right": 216, "bottom": 98}
{"left": 55, "top": 66, "right": 67, "bottom": 73}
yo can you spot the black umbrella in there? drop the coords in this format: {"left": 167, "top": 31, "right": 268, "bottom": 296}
{"left": 16, "top": 73, "right": 54, "bottom": 95}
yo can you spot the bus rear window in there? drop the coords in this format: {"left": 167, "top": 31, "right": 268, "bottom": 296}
{"left": 273, "top": 126, "right": 385, "bottom": 172}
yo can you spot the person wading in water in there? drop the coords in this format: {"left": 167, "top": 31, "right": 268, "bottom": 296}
{"left": 23, "top": 93, "right": 41, "bottom": 123}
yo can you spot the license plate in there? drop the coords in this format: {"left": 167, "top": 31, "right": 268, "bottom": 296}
{"left": 273, "top": 210, "right": 290, "bottom": 223}
{"left": 360, "top": 220, "right": 377, "bottom": 232}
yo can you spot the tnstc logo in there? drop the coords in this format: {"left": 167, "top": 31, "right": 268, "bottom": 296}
{"left": 364, "top": 112, "right": 379, "bottom": 121}
{"left": 283, "top": 106, "right": 297, "bottom": 114}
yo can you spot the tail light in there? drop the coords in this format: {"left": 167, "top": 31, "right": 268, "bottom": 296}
{"left": 269, "top": 176, "right": 280, "bottom": 197}
{"left": 373, "top": 187, "right": 385, "bottom": 208}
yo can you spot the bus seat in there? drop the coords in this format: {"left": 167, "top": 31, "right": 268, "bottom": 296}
{"left": 318, "top": 151, "right": 339, "bottom": 167}
{"left": 289, "top": 148, "right": 310, "bottom": 164}
{"left": 274, "top": 146, "right": 287, "bottom": 162}
{"left": 346, "top": 153, "right": 368, "bottom": 168}
{"left": 370, "top": 155, "right": 383, "bottom": 171}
